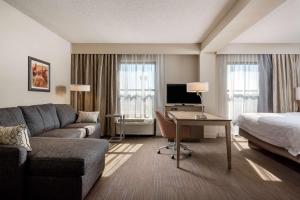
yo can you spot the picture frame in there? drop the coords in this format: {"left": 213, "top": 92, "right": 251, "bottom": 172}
{"left": 28, "top": 56, "right": 50, "bottom": 92}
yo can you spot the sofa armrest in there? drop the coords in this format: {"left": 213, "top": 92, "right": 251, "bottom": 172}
{"left": 0, "top": 144, "right": 27, "bottom": 164}
{"left": 0, "top": 145, "right": 27, "bottom": 200}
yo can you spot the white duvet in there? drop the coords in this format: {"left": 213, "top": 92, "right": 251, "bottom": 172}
{"left": 236, "top": 112, "right": 300, "bottom": 157}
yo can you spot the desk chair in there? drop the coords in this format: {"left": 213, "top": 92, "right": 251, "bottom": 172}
{"left": 155, "top": 111, "right": 192, "bottom": 159}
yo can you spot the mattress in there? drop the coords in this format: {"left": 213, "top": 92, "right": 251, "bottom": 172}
{"left": 236, "top": 112, "right": 300, "bottom": 156}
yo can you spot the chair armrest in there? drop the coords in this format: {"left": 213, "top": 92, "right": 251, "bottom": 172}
{"left": 165, "top": 118, "right": 175, "bottom": 125}
{"left": 0, "top": 145, "right": 27, "bottom": 200}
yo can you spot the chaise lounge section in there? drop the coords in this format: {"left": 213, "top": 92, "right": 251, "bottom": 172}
{"left": 0, "top": 104, "right": 108, "bottom": 200}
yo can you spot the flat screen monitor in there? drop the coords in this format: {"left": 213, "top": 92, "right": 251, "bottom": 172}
{"left": 166, "top": 84, "right": 201, "bottom": 104}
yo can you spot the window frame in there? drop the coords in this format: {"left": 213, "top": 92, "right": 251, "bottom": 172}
{"left": 117, "top": 61, "right": 156, "bottom": 119}
{"left": 226, "top": 62, "right": 260, "bottom": 120}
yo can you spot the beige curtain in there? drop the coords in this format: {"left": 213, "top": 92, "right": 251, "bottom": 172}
{"left": 272, "top": 54, "right": 300, "bottom": 112}
{"left": 71, "top": 54, "right": 117, "bottom": 136}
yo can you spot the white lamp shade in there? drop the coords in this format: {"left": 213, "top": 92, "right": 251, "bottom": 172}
{"left": 70, "top": 84, "right": 90, "bottom": 92}
{"left": 296, "top": 87, "right": 300, "bottom": 100}
{"left": 187, "top": 82, "right": 209, "bottom": 93}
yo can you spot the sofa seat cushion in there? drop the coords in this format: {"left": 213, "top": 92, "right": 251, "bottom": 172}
{"left": 28, "top": 137, "right": 109, "bottom": 177}
{"left": 39, "top": 128, "right": 86, "bottom": 138}
{"left": 65, "top": 123, "right": 100, "bottom": 136}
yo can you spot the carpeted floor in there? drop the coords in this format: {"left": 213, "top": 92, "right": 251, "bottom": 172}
{"left": 86, "top": 136, "right": 300, "bottom": 200}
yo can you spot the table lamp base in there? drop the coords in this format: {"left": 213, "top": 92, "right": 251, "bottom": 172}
{"left": 195, "top": 114, "right": 207, "bottom": 120}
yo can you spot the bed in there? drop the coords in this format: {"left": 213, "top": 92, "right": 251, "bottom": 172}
{"left": 236, "top": 112, "right": 300, "bottom": 164}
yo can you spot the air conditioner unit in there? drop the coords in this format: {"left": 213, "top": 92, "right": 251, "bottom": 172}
{"left": 115, "top": 118, "right": 155, "bottom": 136}
{"left": 117, "top": 118, "right": 154, "bottom": 125}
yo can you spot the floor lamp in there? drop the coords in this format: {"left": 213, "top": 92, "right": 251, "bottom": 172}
{"left": 70, "top": 84, "right": 91, "bottom": 111}
{"left": 186, "top": 82, "right": 209, "bottom": 119}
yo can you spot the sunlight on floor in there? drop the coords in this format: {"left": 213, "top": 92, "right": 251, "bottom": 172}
{"left": 233, "top": 137, "right": 250, "bottom": 151}
{"left": 103, "top": 143, "right": 143, "bottom": 177}
{"left": 245, "top": 158, "right": 282, "bottom": 182}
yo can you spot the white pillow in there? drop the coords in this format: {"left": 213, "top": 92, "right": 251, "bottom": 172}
{"left": 0, "top": 124, "right": 32, "bottom": 151}
{"left": 77, "top": 111, "right": 99, "bottom": 123}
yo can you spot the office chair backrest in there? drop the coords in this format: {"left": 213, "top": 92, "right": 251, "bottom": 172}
{"left": 155, "top": 111, "right": 176, "bottom": 139}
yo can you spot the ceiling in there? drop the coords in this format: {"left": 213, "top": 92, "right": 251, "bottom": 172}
{"left": 4, "top": 0, "right": 235, "bottom": 43}
{"left": 232, "top": 0, "right": 300, "bottom": 43}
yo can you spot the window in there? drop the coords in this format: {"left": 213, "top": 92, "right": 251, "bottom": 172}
{"left": 118, "top": 62, "right": 155, "bottom": 119}
{"left": 227, "top": 63, "right": 259, "bottom": 122}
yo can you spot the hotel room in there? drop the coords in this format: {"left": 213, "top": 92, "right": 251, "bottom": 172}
{"left": 0, "top": 0, "right": 300, "bottom": 200}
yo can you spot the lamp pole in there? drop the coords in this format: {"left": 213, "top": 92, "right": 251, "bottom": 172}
{"left": 187, "top": 82, "right": 209, "bottom": 120}
{"left": 70, "top": 84, "right": 91, "bottom": 111}
{"left": 196, "top": 91, "right": 206, "bottom": 119}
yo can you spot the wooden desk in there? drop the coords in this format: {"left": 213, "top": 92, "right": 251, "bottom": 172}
{"left": 165, "top": 105, "right": 204, "bottom": 140}
{"left": 168, "top": 111, "right": 232, "bottom": 169}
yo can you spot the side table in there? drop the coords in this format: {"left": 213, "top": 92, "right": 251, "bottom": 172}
{"left": 105, "top": 114, "right": 125, "bottom": 142}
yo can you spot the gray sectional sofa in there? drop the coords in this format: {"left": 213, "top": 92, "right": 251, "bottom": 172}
{"left": 0, "top": 104, "right": 108, "bottom": 200}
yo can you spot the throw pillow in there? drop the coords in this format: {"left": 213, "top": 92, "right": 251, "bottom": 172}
{"left": 0, "top": 124, "right": 32, "bottom": 151}
{"left": 77, "top": 111, "right": 99, "bottom": 123}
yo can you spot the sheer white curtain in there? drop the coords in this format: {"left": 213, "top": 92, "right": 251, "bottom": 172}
{"left": 217, "top": 54, "right": 260, "bottom": 135}
{"left": 117, "top": 54, "right": 165, "bottom": 119}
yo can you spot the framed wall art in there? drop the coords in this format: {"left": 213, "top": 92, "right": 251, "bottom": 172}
{"left": 28, "top": 56, "right": 50, "bottom": 92}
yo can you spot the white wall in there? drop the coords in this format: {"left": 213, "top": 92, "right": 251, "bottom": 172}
{"left": 199, "top": 52, "right": 223, "bottom": 138}
{"left": 72, "top": 43, "right": 200, "bottom": 55}
{"left": 165, "top": 55, "right": 199, "bottom": 84}
{"left": 199, "top": 53, "right": 217, "bottom": 116}
{"left": 0, "top": 0, "right": 71, "bottom": 108}
{"left": 218, "top": 43, "right": 300, "bottom": 54}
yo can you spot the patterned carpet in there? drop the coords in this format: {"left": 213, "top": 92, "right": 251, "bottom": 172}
{"left": 86, "top": 136, "right": 300, "bottom": 200}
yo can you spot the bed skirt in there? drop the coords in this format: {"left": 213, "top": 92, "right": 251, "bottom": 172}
{"left": 239, "top": 128, "right": 300, "bottom": 164}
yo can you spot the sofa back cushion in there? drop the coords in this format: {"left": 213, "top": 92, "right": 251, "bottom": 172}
{"left": 55, "top": 104, "right": 77, "bottom": 127}
{"left": 20, "top": 104, "right": 61, "bottom": 136}
{"left": 37, "top": 104, "right": 60, "bottom": 130}
{"left": 0, "top": 107, "right": 27, "bottom": 127}
{"left": 20, "top": 105, "right": 45, "bottom": 136}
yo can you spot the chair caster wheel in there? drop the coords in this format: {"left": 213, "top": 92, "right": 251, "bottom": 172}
{"left": 157, "top": 150, "right": 160, "bottom": 154}
{"left": 166, "top": 146, "right": 169, "bottom": 149}
{"left": 171, "top": 155, "right": 175, "bottom": 159}
{"left": 188, "top": 153, "right": 192, "bottom": 157}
